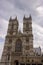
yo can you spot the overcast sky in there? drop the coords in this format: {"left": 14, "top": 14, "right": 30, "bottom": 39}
{"left": 0, "top": 0, "right": 43, "bottom": 59}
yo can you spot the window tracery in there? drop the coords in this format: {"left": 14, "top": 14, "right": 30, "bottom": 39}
{"left": 15, "top": 39, "right": 22, "bottom": 52}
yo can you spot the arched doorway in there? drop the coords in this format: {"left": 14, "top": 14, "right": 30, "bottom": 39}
{"left": 14, "top": 60, "right": 19, "bottom": 65}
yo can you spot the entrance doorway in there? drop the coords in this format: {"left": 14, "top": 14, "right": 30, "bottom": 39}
{"left": 26, "top": 63, "right": 30, "bottom": 65}
{"left": 14, "top": 60, "right": 19, "bottom": 65}
{"left": 20, "top": 63, "right": 25, "bottom": 65}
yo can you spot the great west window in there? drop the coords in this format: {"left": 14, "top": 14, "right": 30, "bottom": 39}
{"left": 15, "top": 39, "right": 22, "bottom": 52}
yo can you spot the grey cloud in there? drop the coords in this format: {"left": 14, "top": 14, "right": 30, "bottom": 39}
{"left": 0, "top": 0, "right": 43, "bottom": 27}
{"left": 32, "top": 22, "right": 43, "bottom": 51}
{"left": 0, "top": 0, "right": 42, "bottom": 22}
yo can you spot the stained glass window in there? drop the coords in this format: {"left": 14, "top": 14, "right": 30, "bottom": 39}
{"left": 15, "top": 39, "right": 22, "bottom": 52}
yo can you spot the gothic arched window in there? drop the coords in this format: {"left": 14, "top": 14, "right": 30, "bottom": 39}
{"left": 26, "top": 22, "right": 29, "bottom": 31}
{"left": 7, "top": 53, "right": 10, "bottom": 61}
{"left": 15, "top": 39, "right": 22, "bottom": 52}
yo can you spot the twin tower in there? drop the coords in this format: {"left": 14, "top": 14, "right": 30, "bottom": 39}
{"left": 1, "top": 15, "right": 33, "bottom": 65}
{"left": 8, "top": 15, "right": 32, "bottom": 34}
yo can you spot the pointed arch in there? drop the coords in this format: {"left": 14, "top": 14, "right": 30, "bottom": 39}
{"left": 15, "top": 39, "right": 22, "bottom": 52}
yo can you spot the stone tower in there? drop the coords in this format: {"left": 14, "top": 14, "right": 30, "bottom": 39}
{"left": 0, "top": 15, "right": 43, "bottom": 65}
{"left": 1, "top": 16, "right": 19, "bottom": 65}
{"left": 23, "top": 15, "right": 33, "bottom": 51}
{"left": 7, "top": 16, "right": 18, "bottom": 35}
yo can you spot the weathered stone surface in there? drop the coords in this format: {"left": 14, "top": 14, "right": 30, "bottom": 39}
{"left": 0, "top": 16, "right": 43, "bottom": 65}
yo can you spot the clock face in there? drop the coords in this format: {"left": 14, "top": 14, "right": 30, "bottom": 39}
{"left": 15, "top": 39, "right": 22, "bottom": 52}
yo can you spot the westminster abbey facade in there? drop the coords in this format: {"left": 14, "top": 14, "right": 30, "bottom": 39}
{"left": 0, "top": 15, "right": 43, "bottom": 65}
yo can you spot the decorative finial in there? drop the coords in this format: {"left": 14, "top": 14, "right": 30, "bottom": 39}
{"left": 23, "top": 15, "right": 25, "bottom": 20}
{"left": 29, "top": 14, "right": 32, "bottom": 20}
{"left": 9, "top": 16, "right": 12, "bottom": 21}
{"left": 15, "top": 16, "right": 17, "bottom": 20}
